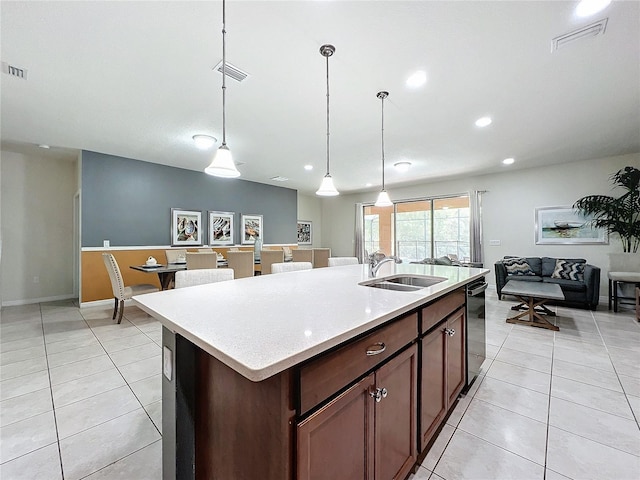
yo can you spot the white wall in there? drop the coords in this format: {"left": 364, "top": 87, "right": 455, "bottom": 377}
{"left": 1, "top": 150, "right": 78, "bottom": 305}
{"left": 297, "top": 193, "right": 324, "bottom": 248}
{"left": 320, "top": 153, "right": 640, "bottom": 296}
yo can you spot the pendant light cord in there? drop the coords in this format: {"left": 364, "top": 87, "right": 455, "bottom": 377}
{"left": 221, "top": 0, "right": 227, "bottom": 147}
{"left": 325, "top": 53, "right": 330, "bottom": 176}
{"left": 381, "top": 94, "right": 385, "bottom": 190}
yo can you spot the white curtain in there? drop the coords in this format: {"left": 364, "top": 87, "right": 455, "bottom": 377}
{"left": 354, "top": 203, "right": 364, "bottom": 262}
{"left": 470, "top": 190, "right": 486, "bottom": 264}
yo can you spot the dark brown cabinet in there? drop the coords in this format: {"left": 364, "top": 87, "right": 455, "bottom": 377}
{"left": 420, "top": 307, "right": 466, "bottom": 451}
{"left": 297, "top": 344, "right": 418, "bottom": 480}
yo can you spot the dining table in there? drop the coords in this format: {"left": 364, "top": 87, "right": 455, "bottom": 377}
{"left": 130, "top": 263, "right": 188, "bottom": 290}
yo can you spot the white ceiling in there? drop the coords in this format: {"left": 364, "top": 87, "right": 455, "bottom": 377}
{"left": 1, "top": 1, "right": 639, "bottom": 195}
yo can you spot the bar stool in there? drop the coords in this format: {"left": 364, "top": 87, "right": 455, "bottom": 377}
{"left": 608, "top": 271, "right": 640, "bottom": 312}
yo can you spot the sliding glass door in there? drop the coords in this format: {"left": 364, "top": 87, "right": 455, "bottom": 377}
{"left": 362, "top": 195, "right": 470, "bottom": 262}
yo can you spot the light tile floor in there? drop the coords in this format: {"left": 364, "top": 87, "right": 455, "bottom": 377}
{"left": 1, "top": 292, "right": 638, "bottom": 479}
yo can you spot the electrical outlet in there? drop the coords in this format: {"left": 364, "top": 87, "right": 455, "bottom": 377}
{"left": 489, "top": 240, "right": 501, "bottom": 246}
{"left": 103, "top": 240, "right": 110, "bottom": 248}
{"left": 163, "top": 346, "right": 173, "bottom": 381}
{"left": 33, "top": 276, "right": 40, "bottom": 283}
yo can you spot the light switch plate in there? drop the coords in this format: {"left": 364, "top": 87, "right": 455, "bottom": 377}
{"left": 489, "top": 240, "right": 501, "bottom": 246}
{"left": 163, "top": 346, "right": 173, "bottom": 381}
{"left": 103, "top": 240, "right": 110, "bottom": 248}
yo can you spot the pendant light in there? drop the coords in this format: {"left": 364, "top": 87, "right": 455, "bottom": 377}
{"left": 205, "top": 0, "right": 241, "bottom": 178}
{"left": 316, "top": 44, "right": 339, "bottom": 196}
{"left": 374, "top": 91, "right": 392, "bottom": 207}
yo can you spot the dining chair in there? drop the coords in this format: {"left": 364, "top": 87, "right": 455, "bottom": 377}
{"left": 186, "top": 252, "right": 218, "bottom": 270}
{"left": 312, "top": 248, "right": 331, "bottom": 268}
{"left": 260, "top": 249, "right": 284, "bottom": 275}
{"left": 328, "top": 257, "right": 359, "bottom": 267}
{"left": 292, "top": 249, "right": 313, "bottom": 264}
{"left": 165, "top": 249, "right": 187, "bottom": 264}
{"left": 271, "top": 262, "right": 312, "bottom": 274}
{"left": 226, "top": 251, "right": 254, "bottom": 279}
{"left": 282, "top": 246, "right": 293, "bottom": 261}
{"left": 174, "top": 268, "right": 234, "bottom": 288}
{"left": 102, "top": 253, "right": 159, "bottom": 324}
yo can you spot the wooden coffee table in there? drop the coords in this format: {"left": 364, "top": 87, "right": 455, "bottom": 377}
{"left": 501, "top": 280, "right": 565, "bottom": 331}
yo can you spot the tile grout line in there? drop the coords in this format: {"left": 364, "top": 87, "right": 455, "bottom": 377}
{"left": 37, "top": 303, "right": 66, "bottom": 480}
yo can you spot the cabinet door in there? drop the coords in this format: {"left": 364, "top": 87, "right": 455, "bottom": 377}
{"left": 375, "top": 344, "right": 418, "bottom": 480}
{"left": 420, "top": 325, "right": 446, "bottom": 451}
{"left": 297, "top": 373, "right": 375, "bottom": 480}
{"left": 446, "top": 309, "right": 466, "bottom": 406}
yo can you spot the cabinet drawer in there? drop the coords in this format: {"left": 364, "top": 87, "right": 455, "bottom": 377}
{"left": 421, "top": 289, "right": 465, "bottom": 333}
{"left": 299, "top": 313, "right": 417, "bottom": 414}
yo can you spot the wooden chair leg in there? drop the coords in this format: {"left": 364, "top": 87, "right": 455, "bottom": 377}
{"left": 112, "top": 298, "right": 118, "bottom": 319}
{"left": 117, "top": 300, "right": 125, "bottom": 324}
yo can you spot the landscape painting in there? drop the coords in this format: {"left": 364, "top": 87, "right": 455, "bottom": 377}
{"left": 535, "top": 206, "right": 608, "bottom": 245}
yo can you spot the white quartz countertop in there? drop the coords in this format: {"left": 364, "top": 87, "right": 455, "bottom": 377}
{"left": 133, "top": 263, "right": 489, "bottom": 381}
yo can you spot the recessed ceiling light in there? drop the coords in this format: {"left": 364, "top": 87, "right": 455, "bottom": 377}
{"left": 38, "top": 144, "right": 50, "bottom": 149}
{"left": 192, "top": 134, "right": 217, "bottom": 149}
{"left": 406, "top": 70, "right": 427, "bottom": 88}
{"left": 475, "top": 116, "right": 492, "bottom": 127}
{"left": 502, "top": 157, "right": 515, "bottom": 165}
{"left": 394, "top": 161, "right": 412, "bottom": 172}
{"left": 304, "top": 165, "right": 313, "bottom": 171}
{"left": 576, "top": 0, "right": 611, "bottom": 17}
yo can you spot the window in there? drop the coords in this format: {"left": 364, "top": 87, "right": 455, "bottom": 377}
{"left": 362, "top": 195, "right": 470, "bottom": 262}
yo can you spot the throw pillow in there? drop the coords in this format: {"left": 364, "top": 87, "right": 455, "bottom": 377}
{"left": 503, "top": 257, "right": 535, "bottom": 276}
{"left": 551, "top": 259, "right": 585, "bottom": 281}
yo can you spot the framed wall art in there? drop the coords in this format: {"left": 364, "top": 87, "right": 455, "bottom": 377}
{"left": 241, "top": 214, "right": 263, "bottom": 245}
{"left": 535, "top": 206, "right": 608, "bottom": 245}
{"left": 208, "top": 211, "right": 234, "bottom": 246}
{"left": 171, "top": 208, "right": 202, "bottom": 246}
{"left": 297, "top": 220, "right": 312, "bottom": 245}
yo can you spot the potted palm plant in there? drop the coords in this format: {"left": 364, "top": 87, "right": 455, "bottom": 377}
{"left": 574, "top": 166, "right": 640, "bottom": 303}
{"left": 573, "top": 166, "right": 640, "bottom": 254}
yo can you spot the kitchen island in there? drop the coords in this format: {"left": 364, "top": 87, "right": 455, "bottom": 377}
{"left": 133, "top": 262, "right": 488, "bottom": 480}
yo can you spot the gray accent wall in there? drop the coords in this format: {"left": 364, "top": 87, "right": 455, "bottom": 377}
{"left": 81, "top": 151, "right": 297, "bottom": 247}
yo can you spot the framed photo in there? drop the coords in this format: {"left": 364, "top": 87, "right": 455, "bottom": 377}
{"left": 297, "top": 220, "right": 312, "bottom": 245}
{"left": 208, "top": 211, "right": 234, "bottom": 246}
{"left": 241, "top": 214, "right": 263, "bottom": 245}
{"left": 535, "top": 206, "right": 608, "bottom": 245}
{"left": 171, "top": 208, "right": 202, "bottom": 246}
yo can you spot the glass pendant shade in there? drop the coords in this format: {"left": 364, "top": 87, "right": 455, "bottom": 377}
{"left": 316, "top": 174, "right": 339, "bottom": 196}
{"left": 375, "top": 190, "right": 392, "bottom": 207}
{"left": 205, "top": 145, "right": 240, "bottom": 178}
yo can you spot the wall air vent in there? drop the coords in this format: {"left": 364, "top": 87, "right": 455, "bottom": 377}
{"left": 213, "top": 61, "right": 249, "bottom": 82}
{"left": 1, "top": 61, "right": 28, "bottom": 79}
{"left": 270, "top": 176, "right": 289, "bottom": 182}
{"left": 552, "top": 18, "right": 608, "bottom": 52}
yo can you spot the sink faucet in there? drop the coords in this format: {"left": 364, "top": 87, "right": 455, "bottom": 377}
{"left": 368, "top": 253, "right": 402, "bottom": 277}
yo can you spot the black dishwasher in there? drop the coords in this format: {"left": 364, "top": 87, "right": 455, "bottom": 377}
{"left": 464, "top": 277, "right": 487, "bottom": 392}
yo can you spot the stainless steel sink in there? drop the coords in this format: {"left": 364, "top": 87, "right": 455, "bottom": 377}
{"left": 360, "top": 274, "right": 447, "bottom": 291}
{"left": 384, "top": 275, "right": 447, "bottom": 288}
{"left": 364, "top": 281, "right": 422, "bottom": 292}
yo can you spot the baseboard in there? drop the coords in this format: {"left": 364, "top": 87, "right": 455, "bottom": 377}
{"left": 79, "top": 298, "right": 138, "bottom": 310}
{"left": 2, "top": 294, "right": 76, "bottom": 307}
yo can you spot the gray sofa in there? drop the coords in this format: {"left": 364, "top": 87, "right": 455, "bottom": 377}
{"left": 495, "top": 256, "right": 600, "bottom": 310}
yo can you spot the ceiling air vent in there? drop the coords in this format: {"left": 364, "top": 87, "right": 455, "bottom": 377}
{"left": 270, "top": 176, "right": 289, "bottom": 182}
{"left": 213, "top": 61, "right": 249, "bottom": 82}
{"left": 552, "top": 18, "right": 608, "bottom": 52}
{"left": 1, "top": 61, "right": 28, "bottom": 79}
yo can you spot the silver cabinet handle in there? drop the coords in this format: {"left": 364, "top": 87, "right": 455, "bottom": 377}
{"left": 370, "top": 387, "right": 388, "bottom": 402}
{"left": 366, "top": 342, "right": 386, "bottom": 356}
